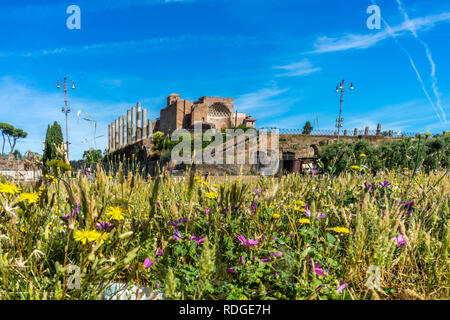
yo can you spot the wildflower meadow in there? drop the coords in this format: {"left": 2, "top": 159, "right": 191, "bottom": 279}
{"left": 0, "top": 163, "right": 448, "bottom": 300}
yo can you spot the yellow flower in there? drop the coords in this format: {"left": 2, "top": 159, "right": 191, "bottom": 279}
{"left": 0, "top": 182, "right": 21, "bottom": 194}
{"left": 92, "top": 231, "right": 110, "bottom": 244}
{"left": 74, "top": 229, "right": 94, "bottom": 244}
{"left": 333, "top": 226, "right": 350, "bottom": 234}
{"left": 298, "top": 218, "right": 311, "bottom": 224}
{"left": 272, "top": 213, "right": 281, "bottom": 219}
{"left": 45, "top": 174, "right": 57, "bottom": 183}
{"left": 424, "top": 133, "right": 432, "bottom": 137}
{"left": 205, "top": 191, "right": 218, "bottom": 199}
{"left": 106, "top": 206, "right": 125, "bottom": 220}
{"left": 213, "top": 183, "right": 219, "bottom": 188}
{"left": 269, "top": 205, "right": 275, "bottom": 209}
{"left": 350, "top": 165, "right": 361, "bottom": 170}
{"left": 19, "top": 192, "right": 39, "bottom": 204}
{"left": 360, "top": 153, "right": 367, "bottom": 157}
{"left": 74, "top": 229, "right": 109, "bottom": 244}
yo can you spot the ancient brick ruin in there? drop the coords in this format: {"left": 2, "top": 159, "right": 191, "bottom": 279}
{"left": 157, "top": 94, "right": 255, "bottom": 135}
{"left": 108, "top": 94, "right": 256, "bottom": 152}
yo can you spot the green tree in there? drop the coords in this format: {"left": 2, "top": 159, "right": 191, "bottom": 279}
{"left": 13, "top": 150, "right": 22, "bottom": 159}
{"left": 82, "top": 148, "right": 103, "bottom": 163}
{"left": 0, "top": 123, "right": 14, "bottom": 156}
{"left": 43, "top": 121, "right": 64, "bottom": 164}
{"left": 8, "top": 128, "right": 27, "bottom": 154}
{"left": 302, "top": 121, "right": 313, "bottom": 135}
{"left": 0, "top": 123, "right": 27, "bottom": 155}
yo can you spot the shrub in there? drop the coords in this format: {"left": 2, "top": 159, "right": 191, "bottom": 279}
{"left": 43, "top": 121, "right": 64, "bottom": 164}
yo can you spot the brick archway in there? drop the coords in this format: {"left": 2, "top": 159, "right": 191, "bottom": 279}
{"left": 207, "top": 103, "right": 231, "bottom": 129}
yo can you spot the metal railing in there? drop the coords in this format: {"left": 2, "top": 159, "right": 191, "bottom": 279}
{"left": 257, "top": 127, "right": 438, "bottom": 138}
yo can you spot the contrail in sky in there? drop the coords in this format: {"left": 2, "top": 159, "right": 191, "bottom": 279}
{"left": 371, "top": 0, "right": 443, "bottom": 122}
{"left": 395, "top": 0, "right": 446, "bottom": 122}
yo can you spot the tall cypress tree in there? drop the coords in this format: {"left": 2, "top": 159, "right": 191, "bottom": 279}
{"left": 43, "top": 121, "right": 64, "bottom": 164}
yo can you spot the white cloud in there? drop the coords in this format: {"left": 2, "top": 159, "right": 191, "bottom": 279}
{"left": 309, "top": 12, "right": 450, "bottom": 54}
{"left": 273, "top": 59, "right": 321, "bottom": 77}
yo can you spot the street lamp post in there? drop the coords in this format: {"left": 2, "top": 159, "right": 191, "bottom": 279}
{"left": 57, "top": 76, "right": 75, "bottom": 160}
{"left": 335, "top": 79, "right": 354, "bottom": 141}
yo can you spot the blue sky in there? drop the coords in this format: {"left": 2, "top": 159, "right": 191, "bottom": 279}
{"left": 1, "top": 0, "right": 449, "bottom": 160}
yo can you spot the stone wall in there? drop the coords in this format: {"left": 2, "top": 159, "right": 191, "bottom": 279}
{"left": 0, "top": 159, "right": 42, "bottom": 182}
{"left": 278, "top": 134, "right": 401, "bottom": 159}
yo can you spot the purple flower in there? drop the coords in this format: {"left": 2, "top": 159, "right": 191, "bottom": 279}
{"left": 144, "top": 258, "right": 154, "bottom": 270}
{"left": 393, "top": 234, "right": 406, "bottom": 247}
{"left": 260, "top": 257, "right": 271, "bottom": 263}
{"left": 364, "top": 182, "right": 373, "bottom": 191}
{"left": 402, "top": 201, "right": 414, "bottom": 215}
{"left": 251, "top": 202, "right": 256, "bottom": 211}
{"left": 95, "top": 221, "right": 114, "bottom": 232}
{"left": 336, "top": 282, "right": 348, "bottom": 293}
{"left": 155, "top": 249, "right": 163, "bottom": 256}
{"left": 274, "top": 272, "right": 278, "bottom": 277}
{"left": 240, "top": 256, "right": 245, "bottom": 264}
{"left": 378, "top": 181, "right": 391, "bottom": 188}
{"left": 237, "top": 235, "right": 259, "bottom": 247}
{"left": 227, "top": 267, "right": 237, "bottom": 274}
{"left": 168, "top": 217, "right": 188, "bottom": 227}
{"left": 253, "top": 187, "right": 263, "bottom": 194}
{"left": 270, "top": 251, "right": 282, "bottom": 258}
{"left": 195, "top": 237, "right": 205, "bottom": 245}
{"left": 304, "top": 204, "right": 325, "bottom": 219}
{"left": 310, "top": 259, "right": 328, "bottom": 277}
{"left": 205, "top": 207, "right": 211, "bottom": 214}
{"left": 156, "top": 282, "right": 159, "bottom": 289}
{"left": 63, "top": 201, "right": 80, "bottom": 220}
{"left": 174, "top": 229, "right": 183, "bottom": 241}
{"left": 310, "top": 169, "right": 318, "bottom": 175}
{"left": 304, "top": 204, "right": 312, "bottom": 218}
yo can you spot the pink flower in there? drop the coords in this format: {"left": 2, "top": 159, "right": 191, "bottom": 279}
{"left": 336, "top": 282, "right": 348, "bottom": 293}
{"left": 144, "top": 259, "right": 154, "bottom": 270}
{"left": 155, "top": 249, "right": 163, "bottom": 256}
{"left": 196, "top": 237, "right": 205, "bottom": 245}
{"left": 227, "top": 267, "right": 237, "bottom": 274}
{"left": 237, "top": 235, "right": 259, "bottom": 247}
{"left": 310, "top": 259, "right": 328, "bottom": 277}
{"left": 393, "top": 234, "right": 406, "bottom": 247}
{"left": 270, "top": 251, "right": 283, "bottom": 258}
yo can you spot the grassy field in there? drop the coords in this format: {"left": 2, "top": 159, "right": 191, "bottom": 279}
{"left": 0, "top": 165, "right": 448, "bottom": 300}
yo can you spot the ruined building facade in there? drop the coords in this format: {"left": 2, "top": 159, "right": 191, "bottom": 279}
{"left": 108, "top": 93, "right": 256, "bottom": 151}
{"left": 155, "top": 94, "right": 255, "bottom": 135}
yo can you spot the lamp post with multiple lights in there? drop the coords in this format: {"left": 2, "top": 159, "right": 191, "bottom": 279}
{"left": 335, "top": 79, "right": 354, "bottom": 140}
{"left": 57, "top": 76, "right": 75, "bottom": 160}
